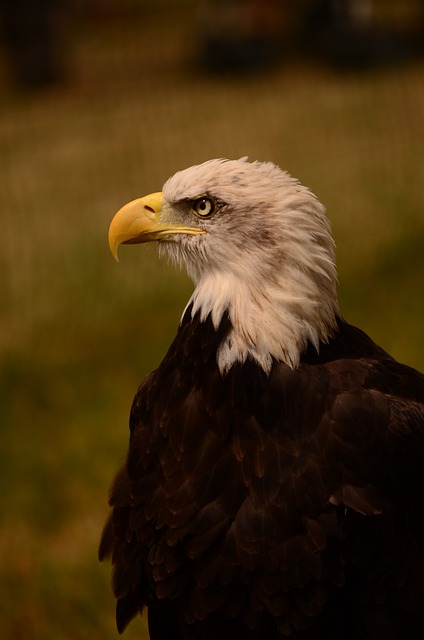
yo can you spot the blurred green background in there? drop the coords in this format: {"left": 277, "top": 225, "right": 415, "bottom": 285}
{"left": 1, "top": 1, "right": 423, "bottom": 638}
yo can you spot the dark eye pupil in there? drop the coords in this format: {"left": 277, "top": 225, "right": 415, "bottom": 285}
{"left": 194, "top": 197, "right": 214, "bottom": 217}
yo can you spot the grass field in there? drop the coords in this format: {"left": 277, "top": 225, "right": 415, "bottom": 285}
{"left": 1, "top": 5, "right": 424, "bottom": 639}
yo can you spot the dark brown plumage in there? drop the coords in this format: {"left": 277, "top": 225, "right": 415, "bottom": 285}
{"left": 101, "top": 159, "right": 424, "bottom": 639}
{"left": 100, "top": 306, "right": 424, "bottom": 639}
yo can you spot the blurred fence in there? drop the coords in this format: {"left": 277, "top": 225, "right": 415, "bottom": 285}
{"left": 0, "top": 2, "right": 424, "bottom": 639}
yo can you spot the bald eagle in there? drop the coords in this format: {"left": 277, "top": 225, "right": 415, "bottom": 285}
{"left": 100, "top": 158, "right": 424, "bottom": 639}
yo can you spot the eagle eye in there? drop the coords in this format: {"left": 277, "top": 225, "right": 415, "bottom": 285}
{"left": 192, "top": 196, "right": 217, "bottom": 219}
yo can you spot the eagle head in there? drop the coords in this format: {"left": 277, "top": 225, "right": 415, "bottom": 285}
{"left": 108, "top": 158, "right": 339, "bottom": 373}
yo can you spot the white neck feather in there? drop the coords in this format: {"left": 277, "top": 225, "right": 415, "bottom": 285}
{"left": 186, "top": 258, "right": 339, "bottom": 375}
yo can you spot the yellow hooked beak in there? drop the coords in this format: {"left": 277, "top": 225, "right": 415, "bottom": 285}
{"left": 108, "top": 192, "right": 206, "bottom": 261}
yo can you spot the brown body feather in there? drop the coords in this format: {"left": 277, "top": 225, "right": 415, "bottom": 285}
{"left": 100, "top": 306, "right": 424, "bottom": 639}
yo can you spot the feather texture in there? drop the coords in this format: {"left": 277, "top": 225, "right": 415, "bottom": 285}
{"left": 159, "top": 159, "right": 339, "bottom": 372}
{"left": 101, "top": 159, "right": 424, "bottom": 638}
{"left": 100, "top": 307, "right": 424, "bottom": 639}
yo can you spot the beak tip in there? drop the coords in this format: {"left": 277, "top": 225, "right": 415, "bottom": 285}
{"left": 108, "top": 235, "right": 120, "bottom": 263}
